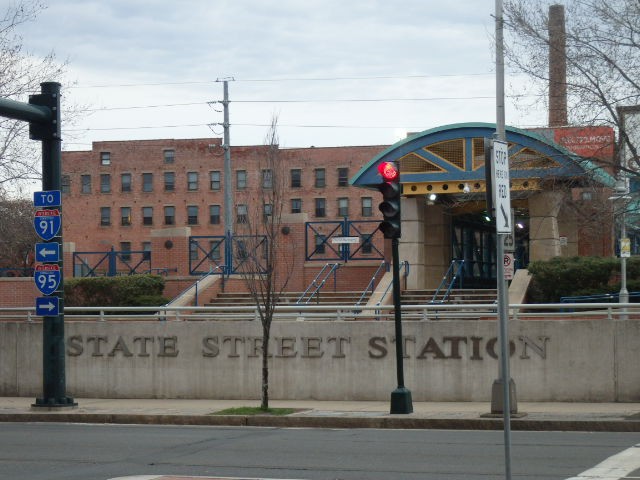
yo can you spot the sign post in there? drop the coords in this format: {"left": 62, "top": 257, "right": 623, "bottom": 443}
{"left": 0, "top": 83, "right": 75, "bottom": 408}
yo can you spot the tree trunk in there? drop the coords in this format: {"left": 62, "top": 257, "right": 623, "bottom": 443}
{"left": 261, "top": 323, "right": 270, "bottom": 410}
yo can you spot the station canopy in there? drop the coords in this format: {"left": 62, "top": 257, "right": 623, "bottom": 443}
{"left": 350, "top": 122, "right": 614, "bottom": 197}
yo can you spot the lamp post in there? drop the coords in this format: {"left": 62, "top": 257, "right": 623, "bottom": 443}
{"left": 609, "top": 179, "right": 631, "bottom": 318}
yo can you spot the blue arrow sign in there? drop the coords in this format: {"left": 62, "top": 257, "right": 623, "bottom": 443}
{"left": 35, "top": 242, "right": 60, "bottom": 263}
{"left": 33, "top": 209, "right": 61, "bottom": 241}
{"left": 33, "top": 190, "right": 61, "bottom": 208}
{"left": 36, "top": 296, "right": 59, "bottom": 316}
{"left": 34, "top": 265, "right": 61, "bottom": 295}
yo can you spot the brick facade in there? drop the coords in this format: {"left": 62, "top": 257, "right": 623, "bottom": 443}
{"left": 59, "top": 138, "right": 388, "bottom": 295}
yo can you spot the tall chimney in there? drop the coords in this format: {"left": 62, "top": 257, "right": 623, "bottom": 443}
{"left": 548, "top": 4, "right": 568, "bottom": 127}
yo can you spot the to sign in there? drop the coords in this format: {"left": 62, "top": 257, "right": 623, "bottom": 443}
{"left": 34, "top": 264, "right": 61, "bottom": 295}
{"left": 33, "top": 190, "right": 61, "bottom": 208}
{"left": 35, "top": 242, "right": 60, "bottom": 263}
{"left": 33, "top": 209, "right": 61, "bottom": 240}
{"left": 492, "top": 140, "right": 512, "bottom": 234}
{"left": 36, "top": 296, "right": 59, "bottom": 316}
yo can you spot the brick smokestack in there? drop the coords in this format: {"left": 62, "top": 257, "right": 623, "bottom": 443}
{"left": 548, "top": 4, "right": 568, "bottom": 127}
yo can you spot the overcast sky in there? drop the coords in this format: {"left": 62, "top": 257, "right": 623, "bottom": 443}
{"left": 15, "top": 0, "right": 547, "bottom": 151}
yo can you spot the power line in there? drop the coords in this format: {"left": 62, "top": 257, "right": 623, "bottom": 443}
{"left": 69, "top": 72, "right": 500, "bottom": 89}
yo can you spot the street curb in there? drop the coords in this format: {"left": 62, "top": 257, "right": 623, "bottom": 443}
{"left": 0, "top": 413, "right": 639, "bottom": 432}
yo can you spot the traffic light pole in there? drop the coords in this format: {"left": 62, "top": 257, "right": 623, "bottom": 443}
{"left": 390, "top": 236, "right": 413, "bottom": 414}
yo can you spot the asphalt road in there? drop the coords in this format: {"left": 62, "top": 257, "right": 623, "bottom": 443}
{"left": 1, "top": 423, "right": 639, "bottom": 480}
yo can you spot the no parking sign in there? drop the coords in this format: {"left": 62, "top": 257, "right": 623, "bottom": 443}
{"left": 504, "top": 253, "right": 514, "bottom": 280}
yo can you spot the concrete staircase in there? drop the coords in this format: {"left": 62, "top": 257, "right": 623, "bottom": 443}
{"left": 206, "top": 290, "right": 372, "bottom": 307}
{"left": 402, "top": 288, "right": 498, "bottom": 305}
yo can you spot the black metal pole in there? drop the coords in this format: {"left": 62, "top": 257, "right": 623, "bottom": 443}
{"left": 390, "top": 237, "right": 412, "bottom": 414}
{"left": 32, "top": 82, "right": 75, "bottom": 408}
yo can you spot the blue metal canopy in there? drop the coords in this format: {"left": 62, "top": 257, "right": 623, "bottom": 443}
{"left": 350, "top": 122, "right": 613, "bottom": 195}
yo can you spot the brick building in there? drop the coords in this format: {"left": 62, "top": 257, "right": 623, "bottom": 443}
{"left": 61, "top": 138, "right": 391, "bottom": 295}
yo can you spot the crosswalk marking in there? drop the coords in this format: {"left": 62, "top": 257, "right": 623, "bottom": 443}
{"left": 566, "top": 444, "right": 640, "bottom": 480}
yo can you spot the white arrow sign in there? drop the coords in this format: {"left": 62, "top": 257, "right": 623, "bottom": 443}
{"left": 492, "top": 140, "right": 512, "bottom": 234}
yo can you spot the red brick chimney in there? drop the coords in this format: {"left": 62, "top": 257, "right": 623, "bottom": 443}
{"left": 548, "top": 4, "right": 568, "bottom": 127}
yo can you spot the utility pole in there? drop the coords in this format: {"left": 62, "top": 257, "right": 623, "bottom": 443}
{"left": 218, "top": 78, "right": 234, "bottom": 273}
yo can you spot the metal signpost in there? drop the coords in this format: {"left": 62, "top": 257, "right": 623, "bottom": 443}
{"left": 0, "top": 82, "right": 75, "bottom": 408}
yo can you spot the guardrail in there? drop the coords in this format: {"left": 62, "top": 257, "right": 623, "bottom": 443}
{"left": 1, "top": 302, "right": 638, "bottom": 322}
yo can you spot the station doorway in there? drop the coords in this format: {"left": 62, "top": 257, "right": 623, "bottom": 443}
{"left": 451, "top": 210, "right": 529, "bottom": 288}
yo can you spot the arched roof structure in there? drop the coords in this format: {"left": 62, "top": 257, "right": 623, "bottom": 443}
{"left": 350, "top": 122, "right": 614, "bottom": 196}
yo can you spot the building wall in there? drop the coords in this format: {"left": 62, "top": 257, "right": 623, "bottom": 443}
{"left": 60, "top": 139, "right": 386, "bottom": 290}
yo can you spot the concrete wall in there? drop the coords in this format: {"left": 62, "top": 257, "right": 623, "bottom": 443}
{"left": 2, "top": 319, "right": 638, "bottom": 402}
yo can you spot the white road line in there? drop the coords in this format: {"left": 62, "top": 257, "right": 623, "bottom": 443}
{"left": 566, "top": 444, "right": 640, "bottom": 480}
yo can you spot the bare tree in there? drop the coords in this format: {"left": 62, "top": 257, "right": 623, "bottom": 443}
{"left": 0, "top": 197, "right": 37, "bottom": 273}
{"left": 503, "top": 0, "right": 640, "bottom": 173}
{"left": 0, "top": 0, "right": 69, "bottom": 196}
{"left": 233, "top": 117, "right": 295, "bottom": 410}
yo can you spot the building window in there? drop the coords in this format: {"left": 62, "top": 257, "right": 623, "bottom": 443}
{"left": 338, "top": 197, "right": 349, "bottom": 217}
{"left": 100, "top": 174, "right": 111, "bottom": 193}
{"left": 143, "top": 173, "right": 153, "bottom": 192}
{"left": 262, "top": 169, "right": 273, "bottom": 189}
{"left": 291, "top": 169, "right": 301, "bottom": 188}
{"left": 142, "top": 206, "right": 153, "bottom": 226}
{"left": 187, "top": 172, "right": 198, "bottom": 191}
{"left": 237, "top": 204, "right": 248, "bottom": 224}
{"left": 361, "top": 197, "right": 373, "bottom": 217}
{"left": 81, "top": 174, "right": 91, "bottom": 194}
{"left": 315, "top": 168, "right": 326, "bottom": 188}
{"left": 210, "top": 171, "right": 221, "bottom": 190}
{"left": 120, "top": 242, "right": 131, "bottom": 261}
{"left": 121, "top": 173, "right": 132, "bottom": 192}
{"left": 100, "top": 207, "right": 111, "bottom": 226}
{"left": 164, "top": 172, "right": 175, "bottom": 192}
{"left": 209, "top": 240, "right": 221, "bottom": 260}
{"left": 209, "top": 205, "right": 221, "bottom": 225}
{"left": 189, "top": 241, "right": 199, "bottom": 261}
{"left": 361, "top": 234, "right": 373, "bottom": 254}
{"left": 314, "top": 234, "right": 326, "bottom": 255}
{"left": 338, "top": 167, "right": 349, "bottom": 187}
{"left": 315, "top": 198, "right": 326, "bottom": 217}
{"left": 263, "top": 203, "right": 273, "bottom": 222}
{"left": 61, "top": 175, "right": 71, "bottom": 194}
{"left": 236, "top": 170, "right": 247, "bottom": 190}
{"left": 163, "top": 149, "right": 175, "bottom": 164}
{"left": 121, "top": 207, "right": 132, "bottom": 226}
{"left": 291, "top": 198, "right": 302, "bottom": 214}
{"left": 142, "top": 241, "right": 151, "bottom": 253}
{"left": 100, "top": 152, "right": 111, "bottom": 166}
{"left": 187, "top": 205, "right": 199, "bottom": 225}
{"left": 164, "top": 206, "right": 175, "bottom": 225}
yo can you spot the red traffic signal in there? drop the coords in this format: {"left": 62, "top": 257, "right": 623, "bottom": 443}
{"left": 378, "top": 161, "right": 399, "bottom": 182}
{"left": 377, "top": 161, "right": 401, "bottom": 239}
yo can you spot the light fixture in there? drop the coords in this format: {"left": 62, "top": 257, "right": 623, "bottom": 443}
{"left": 463, "top": 183, "right": 471, "bottom": 194}
{"left": 516, "top": 222, "right": 525, "bottom": 229}
{"left": 428, "top": 193, "right": 437, "bottom": 201}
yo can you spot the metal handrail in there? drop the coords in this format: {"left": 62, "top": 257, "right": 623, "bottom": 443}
{"left": 166, "top": 265, "right": 226, "bottom": 307}
{"left": 376, "top": 260, "right": 409, "bottom": 306}
{"left": 296, "top": 263, "right": 341, "bottom": 304}
{"left": 431, "top": 259, "right": 465, "bottom": 304}
{"left": 355, "top": 260, "right": 387, "bottom": 307}
{"left": 1, "top": 302, "right": 639, "bottom": 322}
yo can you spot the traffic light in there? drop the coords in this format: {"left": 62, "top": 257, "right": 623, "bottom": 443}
{"left": 377, "top": 161, "right": 401, "bottom": 239}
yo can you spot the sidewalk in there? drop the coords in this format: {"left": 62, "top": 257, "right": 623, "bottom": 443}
{"left": 1, "top": 397, "right": 640, "bottom": 431}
